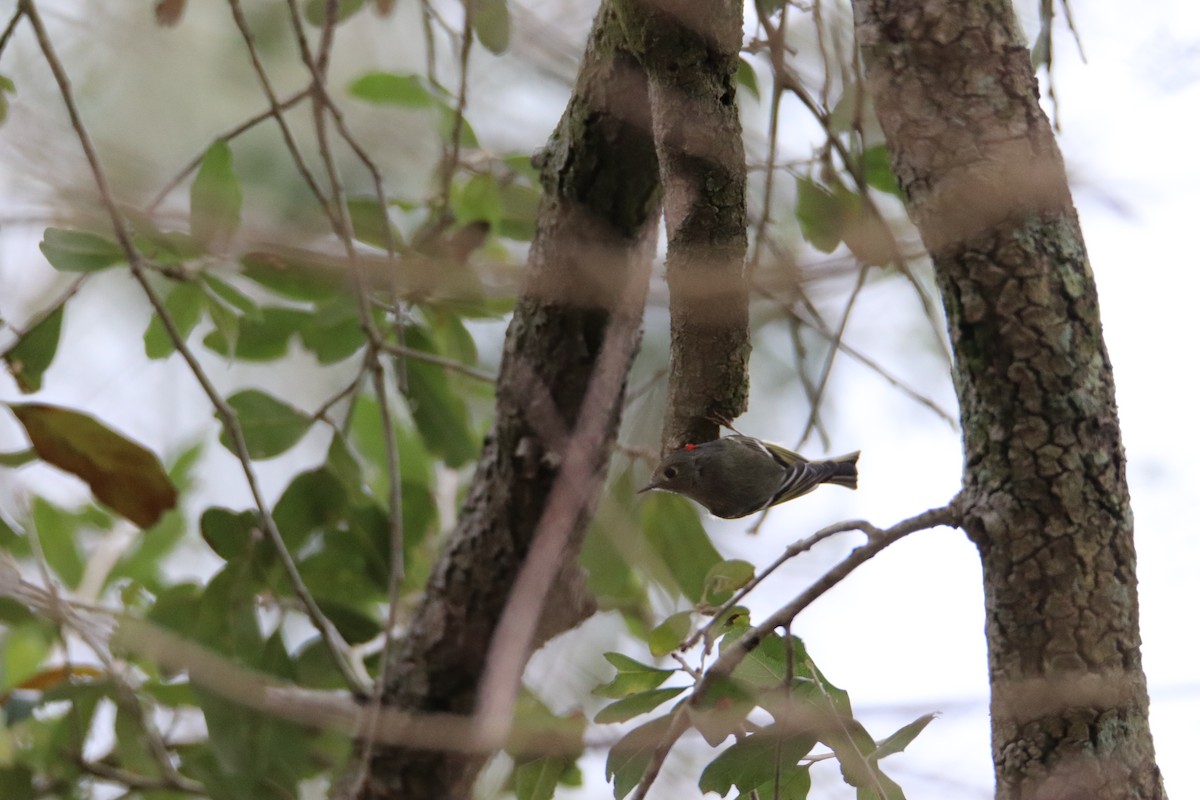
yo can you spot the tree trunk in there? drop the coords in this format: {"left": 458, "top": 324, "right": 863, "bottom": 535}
{"left": 348, "top": 2, "right": 663, "bottom": 796}
{"left": 851, "top": 0, "right": 1167, "bottom": 797}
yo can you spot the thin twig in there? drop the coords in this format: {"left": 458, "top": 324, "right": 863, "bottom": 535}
{"left": 745, "top": 2, "right": 787, "bottom": 278}
{"left": 799, "top": 263, "right": 868, "bottom": 446}
{"left": 279, "top": 4, "right": 411, "bottom": 788}
{"left": 684, "top": 517, "right": 875, "bottom": 651}
{"left": 630, "top": 503, "right": 961, "bottom": 798}
{"left": 77, "top": 759, "right": 206, "bottom": 796}
{"left": 20, "top": 0, "right": 366, "bottom": 694}
{"left": 0, "top": 275, "right": 87, "bottom": 358}
{"left": 145, "top": 86, "right": 313, "bottom": 213}
{"left": 628, "top": 705, "right": 692, "bottom": 800}
{"left": 0, "top": 5, "right": 24, "bottom": 56}
{"left": 710, "top": 504, "right": 959, "bottom": 681}
{"left": 311, "top": 360, "right": 369, "bottom": 425}
{"left": 226, "top": 0, "right": 332, "bottom": 217}
{"left": 753, "top": 277, "right": 957, "bottom": 427}
{"left": 21, "top": 510, "right": 198, "bottom": 792}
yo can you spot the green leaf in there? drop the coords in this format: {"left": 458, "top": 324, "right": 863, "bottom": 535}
{"left": 699, "top": 724, "right": 817, "bottom": 796}
{"left": 702, "top": 559, "right": 755, "bottom": 605}
{"left": 144, "top": 281, "right": 205, "bottom": 359}
{"left": 403, "top": 325, "right": 478, "bottom": 467}
{"left": 298, "top": 297, "right": 366, "bottom": 364}
{"left": 690, "top": 674, "right": 756, "bottom": 747}
{"left": 737, "top": 57, "right": 760, "bottom": 100}
{"left": 200, "top": 507, "right": 261, "bottom": 561}
{"left": 272, "top": 467, "right": 349, "bottom": 549}
{"left": 470, "top": 0, "right": 510, "bottom": 54}
{"left": 513, "top": 756, "right": 573, "bottom": 800}
{"left": 304, "top": 0, "right": 365, "bottom": 25}
{"left": 197, "top": 285, "right": 242, "bottom": 359}
{"left": 873, "top": 713, "right": 936, "bottom": 760}
{"left": 452, "top": 172, "right": 503, "bottom": 226}
{"left": 39, "top": 228, "right": 125, "bottom": 273}
{"left": 605, "top": 714, "right": 674, "bottom": 800}
{"left": 437, "top": 104, "right": 480, "bottom": 148}
{"left": 795, "top": 176, "right": 845, "bottom": 253}
{"left": 220, "top": 390, "right": 312, "bottom": 460}
{"left": 106, "top": 443, "right": 199, "bottom": 588}
{"left": 190, "top": 142, "right": 242, "bottom": 248}
{"left": 854, "top": 772, "right": 906, "bottom": 800}
{"left": 424, "top": 306, "right": 479, "bottom": 365}
{"left": 347, "top": 196, "right": 402, "bottom": 250}
{"left": 127, "top": 214, "right": 204, "bottom": 264}
{"left": 731, "top": 632, "right": 811, "bottom": 690}
{"left": 0, "top": 765, "right": 35, "bottom": 800}
{"left": 648, "top": 611, "right": 692, "bottom": 657}
{"left": 496, "top": 181, "right": 541, "bottom": 241}
{"left": 347, "top": 71, "right": 436, "bottom": 107}
{"left": 202, "top": 306, "right": 310, "bottom": 361}
{"left": 146, "top": 583, "right": 203, "bottom": 641}
{"left": 29, "top": 497, "right": 87, "bottom": 588}
{"left": 593, "top": 652, "right": 674, "bottom": 699}
{"left": 1, "top": 624, "right": 52, "bottom": 692}
{"left": 509, "top": 692, "right": 584, "bottom": 799}
{"left": 641, "top": 493, "right": 722, "bottom": 602}
{"left": 0, "top": 73, "right": 15, "bottom": 128}
{"left": 240, "top": 251, "right": 348, "bottom": 302}
{"left": 201, "top": 274, "right": 261, "bottom": 317}
{"left": 863, "top": 145, "right": 902, "bottom": 197}
{"left": 5, "top": 306, "right": 63, "bottom": 393}
{"left": 9, "top": 403, "right": 178, "bottom": 528}
{"left": 594, "top": 687, "right": 684, "bottom": 724}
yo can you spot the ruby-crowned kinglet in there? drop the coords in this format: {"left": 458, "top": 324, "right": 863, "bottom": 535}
{"left": 638, "top": 435, "right": 859, "bottom": 519}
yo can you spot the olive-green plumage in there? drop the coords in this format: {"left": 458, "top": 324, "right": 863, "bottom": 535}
{"left": 639, "top": 435, "right": 859, "bottom": 519}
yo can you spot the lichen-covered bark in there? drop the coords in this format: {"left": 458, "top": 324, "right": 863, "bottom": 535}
{"left": 348, "top": 3, "right": 662, "bottom": 797}
{"left": 614, "top": 0, "right": 750, "bottom": 450}
{"left": 851, "top": 0, "right": 1166, "bottom": 797}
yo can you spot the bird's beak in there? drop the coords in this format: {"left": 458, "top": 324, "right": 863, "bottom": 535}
{"left": 637, "top": 481, "right": 657, "bottom": 494}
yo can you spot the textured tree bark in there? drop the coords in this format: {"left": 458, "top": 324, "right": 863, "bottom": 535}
{"left": 347, "top": 3, "right": 663, "bottom": 797}
{"left": 851, "top": 1, "right": 1167, "bottom": 798}
{"left": 614, "top": 0, "right": 751, "bottom": 451}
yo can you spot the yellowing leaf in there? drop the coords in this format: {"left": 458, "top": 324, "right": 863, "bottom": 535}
{"left": 7, "top": 403, "right": 177, "bottom": 528}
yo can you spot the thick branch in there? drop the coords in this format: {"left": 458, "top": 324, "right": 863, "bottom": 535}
{"left": 348, "top": 2, "right": 663, "bottom": 797}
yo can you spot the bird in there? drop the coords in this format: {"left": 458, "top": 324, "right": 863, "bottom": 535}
{"left": 638, "top": 435, "right": 859, "bottom": 519}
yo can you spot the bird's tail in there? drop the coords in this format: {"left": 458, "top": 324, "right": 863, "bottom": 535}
{"left": 822, "top": 451, "right": 860, "bottom": 490}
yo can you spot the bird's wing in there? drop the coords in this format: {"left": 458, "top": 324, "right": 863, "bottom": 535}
{"left": 769, "top": 460, "right": 842, "bottom": 505}
{"left": 728, "top": 435, "right": 804, "bottom": 468}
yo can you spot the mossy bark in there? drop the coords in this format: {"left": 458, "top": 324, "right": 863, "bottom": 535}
{"left": 852, "top": 0, "right": 1167, "bottom": 797}
{"left": 347, "top": 3, "right": 662, "bottom": 796}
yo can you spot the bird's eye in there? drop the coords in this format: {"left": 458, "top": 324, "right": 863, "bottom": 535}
{"left": 663, "top": 466, "right": 678, "bottom": 480}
